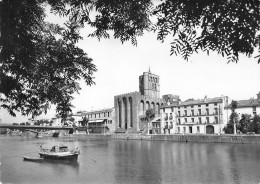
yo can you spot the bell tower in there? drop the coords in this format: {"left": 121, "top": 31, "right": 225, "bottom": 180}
{"left": 139, "top": 68, "right": 160, "bottom": 99}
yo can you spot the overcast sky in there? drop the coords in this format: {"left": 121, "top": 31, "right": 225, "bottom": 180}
{"left": 1, "top": 6, "right": 260, "bottom": 124}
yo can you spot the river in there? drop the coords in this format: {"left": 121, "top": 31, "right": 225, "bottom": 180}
{"left": 1, "top": 135, "right": 260, "bottom": 184}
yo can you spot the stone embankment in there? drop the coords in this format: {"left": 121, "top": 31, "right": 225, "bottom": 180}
{"left": 74, "top": 133, "right": 260, "bottom": 144}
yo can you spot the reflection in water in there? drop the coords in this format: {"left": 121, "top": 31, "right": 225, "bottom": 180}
{"left": 1, "top": 136, "right": 260, "bottom": 184}
{"left": 39, "top": 159, "right": 80, "bottom": 176}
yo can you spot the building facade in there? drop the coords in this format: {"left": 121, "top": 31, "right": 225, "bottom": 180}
{"left": 224, "top": 91, "right": 260, "bottom": 120}
{"left": 114, "top": 71, "right": 164, "bottom": 133}
{"left": 80, "top": 108, "right": 115, "bottom": 134}
{"left": 160, "top": 96, "right": 230, "bottom": 134}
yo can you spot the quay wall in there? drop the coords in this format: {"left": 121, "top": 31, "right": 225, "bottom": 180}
{"left": 150, "top": 134, "right": 260, "bottom": 144}
{"left": 73, "top": 133, "right": 260, "bottom": 144}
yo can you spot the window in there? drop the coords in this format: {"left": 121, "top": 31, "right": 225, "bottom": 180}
{"left": 108, "top": 112, "right": 110, "bottom": 117}
{"left": 185, "top": 118, "right": 187, "bottom": 123}
{"left": 215, "top": 116, "right": 218, "bottom": 124}
{"left": 184, "top": 110, "right": 187, "bottom": 116}
{"left": 99, "top": 113, "right": 101, "bottom": 118}
{"left": 104, "top": 113, "right": 106, "bottom": 117}
{"left": 206, "top": 109, "right": 209, "bottom": 115}
{"left": 178, "top": 119, "right": 181, "bottom": 124}
{"left": 199, "top": 117, "right": 202, "bottom": 124}
{"left": 184, "top": 106, "right": 187, "bottom": 108}
{"left": 214, "top": 103, "right": 218, "bottom": 106}
{"left": 171, "top": 107, "right": 174, "bottom": 112}
{"left": 253, "top": 106, "right": 256, "bottom": 112}
{"left": 197, "top": 126, "right": 200, "bottom": 133}
{"left": 191, "top": 118, "right": 194, "bottom": 122}
{"left": 177, "top": 127, "right": 180, "bottom": 133}
{"left": 198, "top": 105, "right": 201, "bottom": 107}
{"left": 206, "top": 104, "right": 209, "bottom": 107}
{"left": 191, "top": 105, "right": 194, "bottom": 108}
{"left": 198, "top": 109, "right": 201, "bottom": 115}
{"left": 191, "top": 110, "right": 194, "bottom": 116}
{"left": 214, "top": 108, "right": 218, "bottom": 114}
{"left": 94, "top": 114, "right": 96, "bottom": 118}
{"left": 169, "top": 113, "right": 173, "bottom": 120}
{"left": 178, "top": 107, "right": 180, "bottom": 109}
{"left": 206, "top": 117, "right": 209, "bottom": 123}
{"left": 178, "top": 111, "right": 180, "bottom": 116}
{"left": 183, "top": 127, "right": 186, "bottom": 133}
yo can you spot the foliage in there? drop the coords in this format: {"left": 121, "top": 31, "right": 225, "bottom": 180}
{"left": 1, "top": 0, "right": 260, "bottom": 118}
{"left": 237, "top": 114, "right": 252, "bottom": 133}
{"left": 224, "top": 114, "right": 260, "bottom": 134}
{"left": 48, "top": 0, "right": 153, "bottom": 46}
{"left": 48, "top": 0, "right": 260, "bottom": 63}
{"left": 34, "top": 119, "right": 53, "bottom": 126}
{"left": 82, "top": 116, "right": 89, "bottom": 126}
{"left": 154, "top": 0, "right": 260, "bottom": 63}
{"left": 145, "top": 108, "right": 155, "bottom": 121}
{"left": 223, "top": 124, "right": 233, "bottom": 134}
{"left": 251, "top": 114, "right": 260, "bottom": 133}
{"left": 56, "top": 101, "right": 74, "bottom": 124}
{"left": 68, "top": 117, "right": 75, "bottom": 123}
{"left": 0, "top": 0, "right": 97, "bottom": 118}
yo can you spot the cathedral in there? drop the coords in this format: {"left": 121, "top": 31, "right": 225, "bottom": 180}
{"left": 114, "top": 70, "right": 164, "bottom": 132}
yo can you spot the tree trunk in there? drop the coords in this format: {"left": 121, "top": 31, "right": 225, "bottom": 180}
{"left": 233, "top": 119, "right": 237, "bottom": 135}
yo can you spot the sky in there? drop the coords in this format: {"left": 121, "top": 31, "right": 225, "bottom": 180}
{"left": 1, "top": 5, "right": 260, "bottom": 124}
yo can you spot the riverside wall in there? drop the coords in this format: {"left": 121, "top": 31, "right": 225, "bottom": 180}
{"left": 74, "top": 133, "right": 260, "bottom": 144}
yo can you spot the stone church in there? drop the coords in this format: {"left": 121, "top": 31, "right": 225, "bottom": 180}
{"left": 114, "top": 70, "right": 164, "bottom": 132}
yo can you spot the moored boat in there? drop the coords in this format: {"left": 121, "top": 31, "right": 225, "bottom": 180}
{"left": 23, "top": 156, "right": 44, "bottom": 162}
{"left": 38, "top": 144, "right": 80, "bottom": 160}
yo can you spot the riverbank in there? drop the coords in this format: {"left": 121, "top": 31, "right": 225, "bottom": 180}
{"left": 73, "top": 133, "right": 260, "bottom": 144}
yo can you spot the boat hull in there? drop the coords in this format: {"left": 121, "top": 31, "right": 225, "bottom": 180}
{"left": 39, "top": 153, "right": 79, "bottom": 160}
{"left": 23, "top": 156, "right": 44, "bottom": 162}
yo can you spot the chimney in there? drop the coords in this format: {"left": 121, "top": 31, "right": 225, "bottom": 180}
{"left": 257, "top": 91, "right": 260, "bottom": 101}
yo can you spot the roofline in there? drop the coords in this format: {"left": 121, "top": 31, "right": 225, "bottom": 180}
{"left": 224, "top": 104, "right": 260, "bottom": 109}
{"left": 160, "top": 99, "right": 223, "bottom": 109}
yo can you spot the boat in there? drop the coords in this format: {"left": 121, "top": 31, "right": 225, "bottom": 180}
{"left": 23, "top": 156, "right": 44, "bottom": 162}
{"left": 38, "top": 144, "right": 80, "bottom": 160}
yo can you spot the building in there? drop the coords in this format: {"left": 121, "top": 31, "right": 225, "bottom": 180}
{"left": 224, "top": 91, "right": 260, "bottom": 119}
{"left": 51, "top": 117, "right": 62, "bottom": 127}
{"left": 114, "top": 70, "right": 164, "bottom": 133}
{"left": 80, "top": 108, "right": 115, "bottom": 134}
{"left": 160, "top": 95, "right": 230, "bottom": 134}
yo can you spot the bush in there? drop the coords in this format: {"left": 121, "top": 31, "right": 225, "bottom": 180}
{"left": 223, "top": 124, "right": 233, "bottom": 134}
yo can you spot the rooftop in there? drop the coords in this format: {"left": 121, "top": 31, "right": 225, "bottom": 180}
{"left": 225, "top": 99, "right": 260, "bottom": 109}
{"left": 160, "top": 96, "right": 223, "bottom": 108}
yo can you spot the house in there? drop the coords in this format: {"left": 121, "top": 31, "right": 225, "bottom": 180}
{"left": 225, "top": 91, "right": 260, "bottom": 119}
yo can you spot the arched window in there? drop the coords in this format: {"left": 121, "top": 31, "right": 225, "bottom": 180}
{"left": 140, "top": 100, "right": 144, "bottom": 115}
{"left": 146, "top": 101, "right": 150, "bottom": 110}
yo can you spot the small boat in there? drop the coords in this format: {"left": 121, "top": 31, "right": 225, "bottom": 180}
{"left": 38, "top": 144, "right": 80, "bottom": 160}
{"left": 23, "top": 156, "right": 44, "bottom": 162}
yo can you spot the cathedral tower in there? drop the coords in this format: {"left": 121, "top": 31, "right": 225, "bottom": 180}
{"left": 139, "top": 69, "right": 160, "bottom": 99}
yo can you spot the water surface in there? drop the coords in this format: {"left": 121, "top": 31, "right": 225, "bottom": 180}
{"left": 1, "top": 135, "right": 260, "bottom": 184}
